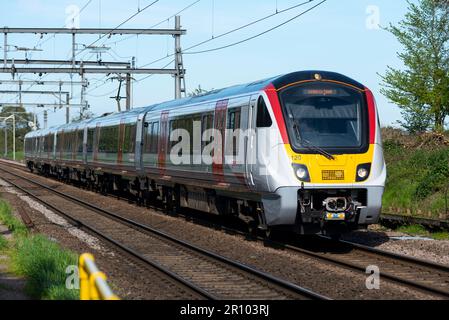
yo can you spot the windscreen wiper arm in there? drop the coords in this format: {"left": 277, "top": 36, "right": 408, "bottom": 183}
{"left": 302, "top": 138, "right": 336, "bottom": 161}
{"left": 291, "top": 120, "right": 335, "bottom": 161}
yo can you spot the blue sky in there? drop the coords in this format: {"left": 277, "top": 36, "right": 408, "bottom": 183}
{"left": 0, "top": 0, "right": 411, "bottom": 128}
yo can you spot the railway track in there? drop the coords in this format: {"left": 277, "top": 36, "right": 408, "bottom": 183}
{"left": 290, "top": 236, "right": 449, "bottom": 298}
{"left": 171, "top": 211, "right": 449, "bottom": 299}
{"left": 2, "top": 160, "right": 449, "bottom": 299}
{"left": 0, "top": 163, "right": 328, "bottom": 300}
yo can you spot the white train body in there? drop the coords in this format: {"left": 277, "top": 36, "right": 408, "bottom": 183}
{"left": 25, "top": 71, "right": 386, "bottom": 235}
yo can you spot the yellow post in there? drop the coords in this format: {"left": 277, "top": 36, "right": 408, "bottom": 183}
{"left": 79, "top": 253, "right": 120, "bottom": 300}
{"left": 79, "top": 253, "right": 95, "bottom": 300}
{"left": 89, "top": 271, "right": 106, "bottom": 300}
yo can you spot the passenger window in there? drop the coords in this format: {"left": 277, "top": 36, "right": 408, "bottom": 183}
{"left": 151, "top": 122, "right": 159, "bottom": 154}
{"left": 86, "top": 129, "right": 95, "bottom": 153}
{"left": 77, "top": 130, "right": 83, "bottom": 153}
{"left": 98, "top": 126, "right": 119, "bottom": 153}
{"left": 123, "top": 124, "right": 137, "bottom": 154}
{"left": 256, "top": 97, "right": 273, "bottom": 128}
{"left": 201, "top": 114, "right": 214, "bottom": 150}
{"left": 227, "top": 109, "right": 241, "bottom": 157}
{"left": 144, "top": 122, "right": 160, "bottom": 154}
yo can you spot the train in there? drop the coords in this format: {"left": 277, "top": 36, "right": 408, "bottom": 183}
{"left": 24, "top": 70, "right": 386, "bottom": 237}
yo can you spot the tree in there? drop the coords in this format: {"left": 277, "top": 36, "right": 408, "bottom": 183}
{"left": 0, "top": 106, "right": 38, "bottom": 156}
{"left": 188, "top": 85, "right": 213, "bottom": 97}
{"left": 380, "top": 0, "right": 449, "bottom": 133}
{"left": 71, "top": 110, "right": 95, "bottom": 123}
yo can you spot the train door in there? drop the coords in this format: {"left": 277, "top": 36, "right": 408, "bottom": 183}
{"left": 245, "top": 95, "right": 258, "bottom": 188}
{"left": 118, "top": 119, "right": 126, "bottom": 165}
{"left": 212, "top": 100, "right": 228, "bottom": 184}
{"left": 93, "top": 123, "right": 100, "bottom": 163}
{"left": 59, "top": 130, "right": 64, "bottom": 161}
{"left": 53, "top": 132, "right": 57, "bottom": 162}
{"left": 83, "top": 126, "right": 88, "bottom": 166}
{"left": 135, "top": 112, "right": 146, "bottom": 174}
{"left": 158, "top": 111, "right": 170, "bottom": 175}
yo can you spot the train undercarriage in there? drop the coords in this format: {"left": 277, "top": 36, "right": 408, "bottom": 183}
{"left": 27, "top": 161, "right": 364, "bottom": 238}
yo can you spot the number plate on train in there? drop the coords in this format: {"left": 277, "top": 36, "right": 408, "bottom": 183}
{"left": 325, "top": 213, "right": 346, "bottom": 221}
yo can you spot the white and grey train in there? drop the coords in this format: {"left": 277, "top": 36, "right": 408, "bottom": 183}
{"left": 25, "top": 71, "right": 386, "bottom": 236}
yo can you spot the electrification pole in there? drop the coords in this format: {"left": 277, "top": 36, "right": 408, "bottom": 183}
{"left": 1, "top": 115, "right": 15, "bottom": 160}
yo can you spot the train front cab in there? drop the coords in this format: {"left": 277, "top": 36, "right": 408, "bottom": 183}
{"left": 260, "top": 73, "right": 386, "bottom": 235}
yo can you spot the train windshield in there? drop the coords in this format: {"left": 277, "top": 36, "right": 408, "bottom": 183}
{"left": 279, "top": 82, "right": 367, "bottom": 153}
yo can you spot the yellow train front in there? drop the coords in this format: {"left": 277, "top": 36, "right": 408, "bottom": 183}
{"left": 257, "top": 71, "right": 386, "bottom": 236}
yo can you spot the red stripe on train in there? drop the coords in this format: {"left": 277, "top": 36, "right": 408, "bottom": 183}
{"left": 365, "top": 88, "right": 376, "bottom": 144}
{"left": 212, "top": 99, "right": 228, "bottom": 184}
{"left": 264, "top": 84, "right": 289, "bottom": 144}
{"left": 158, "top": 111, "right": 170, "bottom": 175}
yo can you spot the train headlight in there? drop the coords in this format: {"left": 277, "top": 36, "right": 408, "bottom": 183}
{"left": 356, "top": 163, "right": 371, "bottom": 182}
{"left": 358, "top": 168, "right": 368, "bottom": 179}
{"left": 297, "top": 168, "right": 307, "bottom": 179}
{"left": 293, "top": 164, "right": 311, "bottom": 182}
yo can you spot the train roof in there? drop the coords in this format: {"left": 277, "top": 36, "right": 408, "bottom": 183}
{"left": 25, "top": 70, "right": 365, "bottom": 138}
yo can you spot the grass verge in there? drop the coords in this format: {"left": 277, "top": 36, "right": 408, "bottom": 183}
{"left": 0, "top": 151, "right": 24, "bottom": 162}
{"left": 0, "top": 199, "right": 79, "bottom": 300}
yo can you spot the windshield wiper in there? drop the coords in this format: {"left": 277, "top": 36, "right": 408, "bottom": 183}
{"left": 302, "top": 138, "right": 336, "bottom": 160}
{"left": 291, "top": 120, "right": 336, "bottom": 161}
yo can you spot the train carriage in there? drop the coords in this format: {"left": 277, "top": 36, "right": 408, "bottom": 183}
{"left": 25, "top": 70, "right": 386, "bottom": 236}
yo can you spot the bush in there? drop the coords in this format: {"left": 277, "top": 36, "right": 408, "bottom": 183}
{"left": 415, "top": 149, "right": 449, "bottom": 199}
{"left": 382, "top": 129, "right": 449, "bottom": 218}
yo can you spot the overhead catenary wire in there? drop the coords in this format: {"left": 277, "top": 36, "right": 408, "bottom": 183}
{"left": 80, "top": 0, "right": 202, "bottom": 95}
{"left": 81, "top": 58, "right": 174, "bottom": 99}
{"left": 74, "top": 0, "right": 327, "bottom": 99}
{"left": 104, "top": 0, "right": 202, "bottom": 46}
{"left": 184, "top": 0, "right": 327, "bottom": 55}
{"left": 35, "top": 0, "right": 95, "bottom": 49}
{"left": 3, "top": 0, "right": 93, "bottom": 104}
{"left": 138, "top": 0, "right": 316, "bottom": 68}
{"left": 11, "top": 0, "right": 161, "bottom": 108}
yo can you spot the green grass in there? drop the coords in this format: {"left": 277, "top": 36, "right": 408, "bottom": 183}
{"left": 12, "top": 235, "right": 79, "bottom": 300}
{"left": 396, "top": 224, "right": 428, "bottom": 235}
{"left": 0, "top": 235, "right": 7, "bottom": 250}
{"left": 0, "top": 200, "right": 79, "bottom": 300}
{"left": 395, "top": 224, "right": 449, "bottom": 240}
{"left": 0, "top": 201, "right": 27, "bottom": 237}
{"left": 0, "top": 151, "right": 24, "bottom": 161}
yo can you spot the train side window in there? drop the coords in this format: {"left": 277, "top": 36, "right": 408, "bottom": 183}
{"left": 143, "top": 124, "right": 151, "bottom": 154}
{"left": 98, "top": 126, "right": 119, "bottom": 153}
{"left": 76, "top": 130, "right": 83, "bottom": 153}
{"left": 150, "top": 122, "right": 159, "bottom": 154}
{"left": 144, "top": 122, "right": 159, "bottom": 154}
{"left": 56, "top": 133, "right": 62, "bottom": 153}
{"left": 43, "top": 135, "right": 48, "bottom": 152}
{"left": 123, "top": 124, "right": 137, "bottom": 154}
{"left": 201, "top": 113, "right": 214, "bottom": 150}
{"left": 50, "top": 135, "right": 53, "bottom": 152}
{"left": 64, "top": 132, "right": 70, "bottom": 153}
{"left": 169, "top": 120, "right": 179, "bottom": 150}
{"left": 256, "top": 97, "right": 273, "bottom": 128}
{"left": 227, "top": 109, "right": 241, "bottom": 156}
{"left": 86, "top": 129, "right": 95, "bottom": 153}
